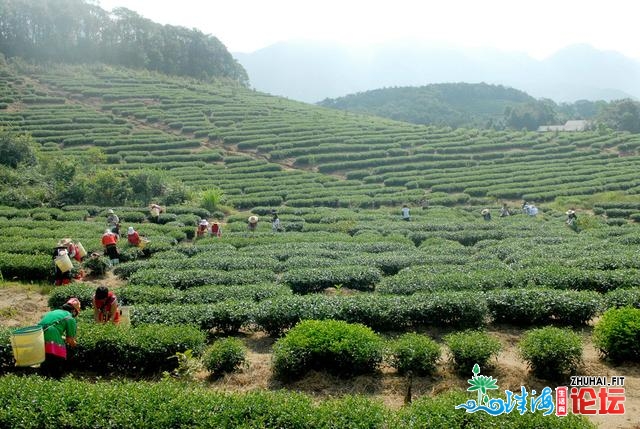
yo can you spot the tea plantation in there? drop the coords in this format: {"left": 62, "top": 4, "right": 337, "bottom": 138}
{"left": 1, "top": 59, "right": 639, "bottom": 427}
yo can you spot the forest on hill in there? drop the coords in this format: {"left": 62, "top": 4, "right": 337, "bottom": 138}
{"left": 319, "top": 83, "right": 640, "bottom": 132}
{"left": 0, "top": 0, "right": 248, "bottom": 84}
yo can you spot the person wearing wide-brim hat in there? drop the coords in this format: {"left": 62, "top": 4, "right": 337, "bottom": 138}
{"left": 59, "top": 238, "right": 81, "bottom": 262}
{"left": 196, "top": 219, "right": 210, "bottom": 238}
{"left": 481, "top": 208, "right": 491, "bottom": 221}
{"left": 52, "top": 240, "right": 73, "bottom": 286}
{"left": 248, "top": 215, "right": 259, "bottom": 232}
{"left": 566, "top": 209, "right": 578, "bottom": 229}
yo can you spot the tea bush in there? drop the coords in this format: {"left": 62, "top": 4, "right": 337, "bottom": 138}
{"left": 519, "top": 326, "right": 583, "bottom": 379}
{"left": 593, "top": 307, "right": 640, "bottom": 363}
{"left": 395, "top": 391, "right": 594, "bottom": 428}
{"left": 387, "top": 333, "right": 441, "bottom": 376}
{"left": 82, "top": 255, "right": 110, "bottom": 276}
{"left": 272, "top": 319, "right": 383, "bottom": 380}
{"left": 119, "top": 283, "right": 290, "bottom": 305}
{"left": 74, "top": 323, "right": 206, "bottom": 374}
{"left": 282, "top": 265, "right": 381, "bottom": 293}
{"left": 486, "top": 288, "right": 601, "bottom": 325}
{"left": 203, "top": 337, "right": 247, "bottom": 376}
{"left": 604, "top": 288, "right": 640, "bottom": 309}
{"left": 254, "top": 291, "right": 487, "bottom": 336}
{"left": 133, "top": 301, "right": 256, "bottom": 333}
{"left": 0, "top": 252, "right": 51, "bottom": 281}
{"left": 0, "top": 327, "right": 13, "bottom": 370}
{"left": 47, "top": 282, "right": 95, "bottom": 310}
{"left": 0, "top": 375, "right": 596, "bottom": 427}
{"left": 129, "top": 268, "right": 277, "bottom": 289}
{"left": 443, "top": 330, "right": 502, "bottom": 373}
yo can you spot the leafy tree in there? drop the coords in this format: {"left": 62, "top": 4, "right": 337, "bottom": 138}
{"left": 0, "top": 128, "right": 37, "bottom": 168}
{"left": 0, "top": 0, "right": 248, "bottom": 85}
{"left": 597, "top": 99, "right": 640, "bottom": 133}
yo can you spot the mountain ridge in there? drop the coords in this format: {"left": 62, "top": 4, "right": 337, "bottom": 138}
{"left": 235, "top": 41, "right": 640, "bottom": 103}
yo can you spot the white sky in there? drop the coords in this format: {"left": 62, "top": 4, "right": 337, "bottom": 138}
{"left": 97, "top": 0, "right": 640, "bottom": 60}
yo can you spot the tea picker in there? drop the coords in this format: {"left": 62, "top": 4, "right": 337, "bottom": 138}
{"left": 35, "top": 297, "right": 81, "bottom": 378}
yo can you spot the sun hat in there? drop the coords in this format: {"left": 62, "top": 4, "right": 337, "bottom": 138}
{"left": 107, "top": 209, "right": 114, "bottom": 214}
{"left": 199, "top": 219, "right": 208, "bottom": 225}
{"left": 127, "top": 226, "right": 135, "bottom": 235}
{"left": 566, "top": 209, "right": 575, "bottom": 215}
{"left": 481, "top": 209, "right": 490, "bottom": 215}
{"left": 66, "top": 297, "right": 81, "bottom": 314}
{"left": 248, "top": 215, "right": 258, "bottom": 224}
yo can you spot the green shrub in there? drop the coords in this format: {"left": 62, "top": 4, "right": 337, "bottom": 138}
{"left": 593, "top": 307, "right": 640, "bottom": 363}
{"left": 282, "top": 265, "right": 381, "bottom": 293}
{"left": 74, "top": 323, "right": 206, "bottom": 375}
{"left": 0, "top": 252, "right": 51, "bottom": 281}
{"left": 387, "top": 333, "right": 440, "bottom": 376}
{"left": 0, "top": 327, "right": 13, "bottom": 370}
{"left": 133, "top": 301, "right": 255, "bottom": 333}
{"left": 47, "top": 283, "right": 95, "bottom": 310}
{"left": 157, "top": 213, "right": 179, "bottom": 224}
{"left": 272, "top": 319, "right": 383, "bottom": 380}
{"left": 83, "top": 255, "right": 110, "bottom": 276}
{"left": 443, "top": 330, "right": 501, "bottom": 373}
{"left": 0, "top": 376, "right": 595, "bottom": 428}
{"left": 395, "top": 391, "right": 595, "bottom": 428}
{"left": 203, "top": 337, "right": 247, "bottom": 376}
{"left": 486, "top": 288, "right": 601, "bottom": 325}
{"left": 519, "top": 326, "right": 583, "bottom": 379}
{"left": 605, "top": 288, "right": 640, "bottom": 309}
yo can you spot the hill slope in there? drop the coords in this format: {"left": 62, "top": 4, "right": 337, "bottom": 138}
{"left": 317, "top": 82, "right": 539, "bottom": 129}
{"left": 0, "top": 0, "right": 247, "bottom": 84}
{"left": 1, "top": 60, "right": 640, "bottom": 211}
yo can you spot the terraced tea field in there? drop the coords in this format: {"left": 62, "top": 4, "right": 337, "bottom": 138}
{"left": 1, "top": 60, "right": 639, "bottom": 428}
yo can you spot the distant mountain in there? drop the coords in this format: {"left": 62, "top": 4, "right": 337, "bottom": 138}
{"left": 318, "top": 83, "right": 539, "bottom": 129}
{"left": 235, "top": 41, "right": 640, "bottom": 103}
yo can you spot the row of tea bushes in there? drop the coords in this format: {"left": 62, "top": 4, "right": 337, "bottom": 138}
{"left": 0, "top": 252, "right": 51, "bottom": 280}
{"left": 128, "top": 268, "right": 278, "bottom": 289}
{"left": 0, "top": 324, "right": 205, "bottom": 374}
{"left": 378, "top": 265, "right": 640, "bottom": 295}
{"left": 0, "top": 376, "right": 595, "bottom": 428}
{"left": 117, "top": 283, "right": 292, "bottom": 305}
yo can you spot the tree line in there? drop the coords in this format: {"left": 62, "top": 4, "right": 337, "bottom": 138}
{"left": 0, "top": 0, "right": 248, "bottom": 85}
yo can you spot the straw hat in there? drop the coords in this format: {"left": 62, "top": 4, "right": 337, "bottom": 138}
{"left": 566, "top": 209, "right": 575, "bottom": 215}
{"left": 248, "top": 215, "right": 258, "bottom": 224}
{"left": 107, "top": 209, "right": 114, "bottom": 214}
{"left": 60, "top": 238, "right": 72, "bottom": 246}
{"left": 481, "top": 209, "right": 490, "bottom": 215}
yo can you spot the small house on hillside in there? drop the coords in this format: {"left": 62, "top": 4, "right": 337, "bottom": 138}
{"left": 537, "top": 120, "right": 589, "bottom": 132}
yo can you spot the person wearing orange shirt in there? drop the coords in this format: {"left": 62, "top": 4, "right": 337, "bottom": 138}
{"left": 101, "top": 229, "right": 119, "bottom": 265}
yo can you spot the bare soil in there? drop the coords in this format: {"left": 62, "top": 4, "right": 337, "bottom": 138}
{"left": 1, "top": 284, "right": 638, "bottom": 428}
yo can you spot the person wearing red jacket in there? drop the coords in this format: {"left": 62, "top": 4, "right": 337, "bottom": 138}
{"left": 127, "top": 226, "right": 141, "bottom": 246}
{"left": 93, "top": 286, "right": 120, "bottom": 324}
{"left": 101, "top": 229, "right": 119, "bottom": 265}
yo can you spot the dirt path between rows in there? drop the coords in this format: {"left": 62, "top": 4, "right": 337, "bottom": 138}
{"left": 1, "top": 283, "right": 638, "bottom": 428}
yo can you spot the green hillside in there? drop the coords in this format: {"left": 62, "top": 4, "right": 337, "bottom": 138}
{"left": 0, "top": 0, "right": 247, "bottom": 84}
{"left": 318, "top": 82, "right": 553, "bottom": 129}
{"left": 2, "top": 60, "right": 640, "bottom": 212}
{"left": 2, "top": 60, "right": 640, "bottom": 428}
{"left": 318, "top": 83, "right": 640, "bottom": 133}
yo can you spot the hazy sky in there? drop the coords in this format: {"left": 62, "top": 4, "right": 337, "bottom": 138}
{"left": 97, "top": 0, "right": 640, "bottom": 60}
